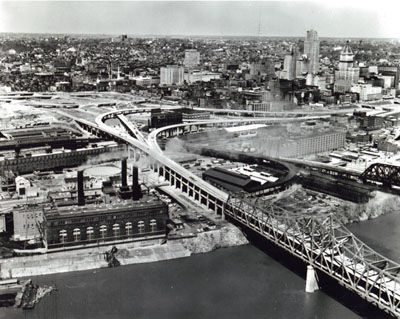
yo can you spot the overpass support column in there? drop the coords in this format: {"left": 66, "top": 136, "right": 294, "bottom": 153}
{"left": 305, "top": 265, "right": 319, "bottom": 293}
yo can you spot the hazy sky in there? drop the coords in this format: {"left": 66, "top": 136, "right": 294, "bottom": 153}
{"left": 0, "top": 1, "right": 399, "bottom": 38}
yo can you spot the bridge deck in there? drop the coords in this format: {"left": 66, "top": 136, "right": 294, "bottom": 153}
{"left": 67, "top": 107, "right": 400, "bottom": 318}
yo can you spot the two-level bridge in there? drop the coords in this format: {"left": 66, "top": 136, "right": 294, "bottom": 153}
{"left": 61, "top": 108, "right": 400, "bottom": 318}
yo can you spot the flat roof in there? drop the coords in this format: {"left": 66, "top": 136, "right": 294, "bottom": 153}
{"left": 203, "top": 167, "right": 259, "bottom": 190}
{"left": 225, "top": 124, "right": 267, "bottom": 133}
{"left": 44, "top": 196, "right": 166, "bottom": 220}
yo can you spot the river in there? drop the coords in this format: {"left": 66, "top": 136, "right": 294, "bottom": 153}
{"left": 2, "top": 211, "right": 400, "bottom": 319}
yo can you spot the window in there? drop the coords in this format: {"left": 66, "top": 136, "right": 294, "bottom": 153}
{"left": 87, "top": 226, "right": 94, "bottom": 241}
{"left": 150, "top": 219, "right": 157, "bottom": 232}
{"left": 100, "top": 225, "right": 107, "bottom": 239}
{"left": 59, "top": 229, "right": 67, "bottom": 243}
{"left": 73, "top": 228, "right": 81, "bottom": 242}
{"left": 113, "top": 224, "right": 120, "bottom": 237}
{"left": 125, "top": 222, "right": 132, "bottom": 236}
{"left": 138, "top": 221, "right": 145, "bottom": 234}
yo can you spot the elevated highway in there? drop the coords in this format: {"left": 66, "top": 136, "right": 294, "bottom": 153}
{"left": 193, "top": 106, "right": 366, "bottom": 117}
{"left": 60, "top": 107, "right": 400, "bottom": 318}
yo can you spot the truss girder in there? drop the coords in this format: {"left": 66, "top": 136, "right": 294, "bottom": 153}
{"left": 225, "top": 194, "right": 400, "bottom": 318}
{"left": 361, "top": 163, "right": 400, "bottom": 187}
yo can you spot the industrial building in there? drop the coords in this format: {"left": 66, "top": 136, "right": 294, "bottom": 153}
{"left": 0, "top": 142, "right": 124, "bottom": 175}
{"left": 203, "top": 167, "right": 261, "bottom": 193}
{"left": 43, "top": 197, "right": 168, "bottom": 248}
{"left": 9, "top": 159, "right": 169, "bottom": 249}
{"left": 202, "top": 160, "right": 294, "bottom": 196}
{"left": 258, "top": 129, "right": 346, "bottom": 158}
{"left": 0, "top": 126, "right": 92, "bottom": 151}
{"left": 12, "top": 204, "right": 45, "bottom": 242}
{"left": 41, "top": 161, "right": 169, "bottom": 248}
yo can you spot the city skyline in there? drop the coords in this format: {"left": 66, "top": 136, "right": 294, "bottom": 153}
{"left": 1, "top": 1, "right": 400, "bottom": 38}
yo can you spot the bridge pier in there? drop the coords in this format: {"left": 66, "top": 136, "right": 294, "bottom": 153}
{"left": 305, "top": 265, "right": 319, "bottom": 293}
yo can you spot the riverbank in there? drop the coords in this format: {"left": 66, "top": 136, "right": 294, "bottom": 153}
{"left": 267, "top": 184, "right": 400, "bottom": 225}
{"left": 0, "top": 222, "right": 248, "bottom": 279}
{"left": 335, "top": 191, "right": 400, "bottom": 225}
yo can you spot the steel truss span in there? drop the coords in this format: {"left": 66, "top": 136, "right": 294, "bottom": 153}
{"left": 225, "top": 194, "right": 400, "bottom": 318}
{"left": 65, "top": 108, "right": 400, "bottom": 318}
{"left": 361, "top": 163, "right": 400, "bottom": 188}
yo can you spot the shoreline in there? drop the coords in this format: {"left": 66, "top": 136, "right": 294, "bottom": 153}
{"left": 0, "top": 223, "right": 248, "bottom": 279}
{"left": 2, "top": 189, "right": 396, "bottom": 280}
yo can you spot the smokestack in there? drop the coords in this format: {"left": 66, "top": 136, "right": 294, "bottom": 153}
{"left": 77, "top": 170, "right": 85, "bottom": 206}
{"left": 131, "top": 166, "right": 142, "bottom": 200}
{"left": 121, "top": 158, "right": 127, "bottom": 187}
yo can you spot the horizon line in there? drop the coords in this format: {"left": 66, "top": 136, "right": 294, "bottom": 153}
{"left": 0, "top": 31, "right": 399, "bottom": 40}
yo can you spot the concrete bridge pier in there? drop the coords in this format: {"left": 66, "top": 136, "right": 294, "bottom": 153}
{"left": 305, "top": 265, "right": 319, "bottom": 293}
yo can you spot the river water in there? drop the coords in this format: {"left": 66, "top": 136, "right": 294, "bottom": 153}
{"left": 2, "top": 211, "right": 400, "bottom": 319}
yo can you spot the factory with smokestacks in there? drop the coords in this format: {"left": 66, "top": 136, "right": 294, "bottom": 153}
{"left": 2, "top": 157, "right": 169, "bottom": 252}
{"left": 43, "top": 159, "right": 168, "bottom": 248}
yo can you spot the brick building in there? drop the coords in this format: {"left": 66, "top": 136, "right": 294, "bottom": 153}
{"left": 43, "top": 196, "right": 168, "bottom": 248}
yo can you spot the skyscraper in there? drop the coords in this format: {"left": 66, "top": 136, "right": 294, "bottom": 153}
{"left": 281, "top": 45, "right": 299, "bottom": 80}
{"left": 334, "top": 41, "right": 360, "bottom": 93}
{"left": 335, "top": 41, "right": 359, "bottom": 84}
{"left": 304, "top": 30, "right": 320, "bottom": 74}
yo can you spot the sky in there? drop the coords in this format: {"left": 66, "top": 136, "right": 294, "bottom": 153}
{"left": 0, "top": 0, "right": 400, "bottom": 38}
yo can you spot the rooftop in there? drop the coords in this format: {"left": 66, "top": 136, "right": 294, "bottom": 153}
{"left": 225, "top": 124, "right": 267, "bottom": 133}
{"left": 44, "top": 194, "right": 166, "bottom": 220}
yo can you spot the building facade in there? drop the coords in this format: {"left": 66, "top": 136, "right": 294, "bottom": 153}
{"left": 160, "top": 65, "right": 184, "bottom": 86}
{"left": 351, "top": 84, "right": 382, "bottom": 101}
{"left": 304, "top": 30, "right": 320, "bottom": 74}
{"left": 184, "top": 71, "right": 220, "bottom": 84}
{"left": 281, "top": 46, "right": 299, "bottom": 80}
{"left": 12, "top": 204, "right": 45, "bottom": 242}
{"left": 44, "top": 199, "right": 168, "bottom": 248}
{"left": 335, "top": 42, "right": 360, "bottom": 85}
{"left": 0, "top": 143, "right": 124, "bottom": 174}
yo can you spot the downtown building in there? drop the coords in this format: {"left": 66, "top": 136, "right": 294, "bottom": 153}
{"left": 281, "top": 46, "right": 299, "bottom": 80}
{"left": 183, "top": 70, "right": 221, "bottom": 84}
{"left": 304, "top": 29, "right": 320, "bottom": 74}
{"left": 160, "top": 65, "right": 184, "bottom": 86}
{"left": 334, "top": 41, "right": 360, "bottom": 93}
{"left": 280, "top": 30, "right": 320, "bottom": 80}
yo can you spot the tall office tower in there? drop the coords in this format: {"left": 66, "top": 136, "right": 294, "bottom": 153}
{"left": 183, "top": 49, "right": 200, "bottom": 68}
{"left": 281, "top": 45, "right": 299, "bottom": 80}
{"left": 160, "top": 65, "right": 184, "bottom": 86}
{"left": 335, "top": 41, "right": 359, "bottom": 84}
{"left": 304, "top": 30, "right": 320, "bottom": 74}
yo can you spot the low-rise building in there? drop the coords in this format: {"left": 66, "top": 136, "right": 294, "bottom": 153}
{"left": 184, "top": 70, "right": 220, "bottom": 84}
{"left": 351, "top": 84, "right": 382, "bottom": 102}
{"left": 12, "top": 204, "right": 45, "bottom": 242}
